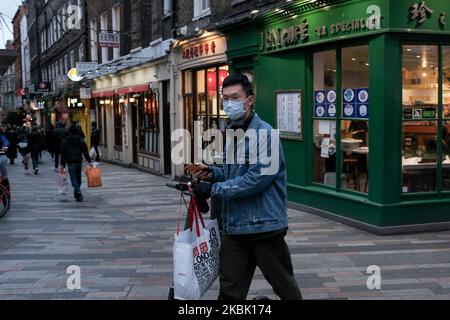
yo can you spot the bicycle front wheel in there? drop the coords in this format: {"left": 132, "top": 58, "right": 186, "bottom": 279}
{"left": 0, "top": 184, "right": 10, "bottom": 218}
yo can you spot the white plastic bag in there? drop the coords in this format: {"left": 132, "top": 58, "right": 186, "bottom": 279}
{"left": 58, "top": 170, "right": 68, "bottom": 195}
{"left": 89, "top": 147, "right": 97, "bottom": 160}
{"left": 173, "top": 202, "right": 221, "bottom": 300}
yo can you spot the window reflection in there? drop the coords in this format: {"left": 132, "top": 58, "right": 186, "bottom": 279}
{"left": 313, "top": 50, "right": 337, "bottom": 185}
{"left": 443, "top": 47, "right": 450, "bottom": 191}
{"left": 402, "top": 45, "right": 438, "bottom": 193}
{"left": 341, "top": 45, "right": 369, "bottom": 193}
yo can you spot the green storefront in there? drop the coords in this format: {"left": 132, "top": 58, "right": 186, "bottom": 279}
{"left": 219, "top": 0, "right": 450, "bottom": 234}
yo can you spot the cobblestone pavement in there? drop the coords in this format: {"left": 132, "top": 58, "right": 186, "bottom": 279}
{"left": 1, "top": 154, "right": 450, "bottom": 300}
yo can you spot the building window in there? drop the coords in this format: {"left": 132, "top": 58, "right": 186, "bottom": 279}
{"left": 139, "top": 91, "right": 160, "bottom": 155}
{"left": 112, "top": 5, "right": 120, "bottom": 60}
{"left": 100, "top": 13, "right": 108, "bottom": 63}
{"left": 164, "top": 0, "right": 172, "bottom": 16}
{"left": 312, "top": 46, "right": 369, "bottom": 193}
{"left": 193, "top": 0, "right": 211, "bottom": 20}
{"left": 90, "top": 20, "right": 98, "bottom": 62}
{"left": 402, "top": 45, "right": 450, "bottom": 193}
{"left": 340, "top": 46, "right": 369, "bottom": 193}
{"left": 114, "top": 99, "right": 123, "bottom": 147}
{"left": 64, "top": 55, "right": 69, "bottom": 74}
{"left": 313, "top": 50, "right": 337, "bottom": 186}
{"left": 70, "top": 50, "right": 75, "bottom": 68}
{"left": 183, "top": 65, "right": 229, "bottom": 155}
{"left": 444, "top": 46, "right": 450, "bottom": 191}
{"left": 79, "top": 44, "right": 85, "bottom": 62}
{"left": 60, "top": 58, "right": 64, "bottom": 76}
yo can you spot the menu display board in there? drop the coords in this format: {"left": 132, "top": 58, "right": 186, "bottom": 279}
{"left": 276, "top": 90, "right": 302, "bottom": 140}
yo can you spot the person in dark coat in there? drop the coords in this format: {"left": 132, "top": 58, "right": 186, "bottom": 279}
{"left": 52, "top": 122, "right": 68, "bottom": 170}
{"left": 69, "top": 122, "right": 86, "bottom": 139}
{"left": 91, "top": 121, "right": 100, "bottom": 162}
{"left": 60, "top": 125, "right": 92, "bottom": 202}
{"left": 5, "top": 125, "right": 18, "bottom": 165}
{"left": 26, "top": 126, "right": 46, "bottom": 174}
{"left": 17, "top": 125, "right": 31, "bottom": 173}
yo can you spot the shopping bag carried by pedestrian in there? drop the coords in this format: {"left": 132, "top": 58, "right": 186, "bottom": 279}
{"left": 173, "top": 196, "right": 221, "bottom": 300}
{"left": 85, "top": 164, "right": 102, "bottom": 187}
{"left": 89, "top": 147, "right": 97, "bottom": 160}
{"left": 58, "top": 169, "right": 68, "bottom": 195}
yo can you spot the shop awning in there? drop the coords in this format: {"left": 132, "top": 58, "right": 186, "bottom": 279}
{"left": 92, "top": 90, "right": 116, "bottom": 98}
{"left": 116, "top": 84, "right": 149, "bottom": 95}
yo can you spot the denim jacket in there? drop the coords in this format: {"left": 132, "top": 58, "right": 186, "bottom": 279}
{"left": 209, "top": 114, "right": 288, "bottom": 235}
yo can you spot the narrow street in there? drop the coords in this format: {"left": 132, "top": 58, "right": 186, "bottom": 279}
{"left": 0, "top": 154, "right": 449, "bottom": 300}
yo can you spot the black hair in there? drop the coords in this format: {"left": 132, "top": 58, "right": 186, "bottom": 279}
{"left": 69, "top": 126, "right": 79, "bottom": 135}
{"left": 222, "top": 73, "right": 254, "bottom": 97}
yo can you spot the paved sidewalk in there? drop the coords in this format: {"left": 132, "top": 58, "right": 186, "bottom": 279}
{"left": 1, "top": 154, "right": 450, "bottom": 300}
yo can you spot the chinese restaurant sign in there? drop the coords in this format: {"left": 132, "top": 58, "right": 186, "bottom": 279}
{"left": 182, "top": 41, "right": 217, "bottom": 60}
{"left": 259, "top": 0, "right": 449, "bottom": 54}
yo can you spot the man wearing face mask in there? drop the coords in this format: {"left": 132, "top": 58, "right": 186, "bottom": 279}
{"left": 188, "top": 74, "right": 302, "bottom": 300}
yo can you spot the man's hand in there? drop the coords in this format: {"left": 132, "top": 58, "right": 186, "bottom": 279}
{"left": 2, "top": 147, "right": 8, "bottom": 152}
{"left": 194, "top": 182, "right": 212, "bottom": 200}
{"left": 185, "top": 163, "right": 212, "bottom": 181}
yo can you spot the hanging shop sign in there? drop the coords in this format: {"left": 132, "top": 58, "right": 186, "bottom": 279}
{"left": 68, "top": 68, "right": 84, "bottom": 82}
{"left": 99, "top": 32, "right": 120, "bottom": 48}
{"left": 80, "top": 88, "right": 92, "bottom": 99}
{"left": 35, "top": 82, "right": 51, "bottom": 93}
{"left": 67, "top": 97, "right": 84, "bottom": 109}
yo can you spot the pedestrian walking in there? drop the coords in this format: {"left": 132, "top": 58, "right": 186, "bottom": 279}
{"left": 26, "top": 126, "right": 46, "bottom": 175}
{"left": 17, "top": 125, "right": 31, "bottom": 174}
{"left": 91, "top": 121, "right": 100, "bottom": 162}
{"left": 187, "top": 74, "right": 302, "bottom": 300}
{"left": 5, "top": 125, "right": 18, "bottom": 165}
{"left": 52, "top": 122, "right": 68, "bottom": 171}
{"left": 60, "top": 125, "right": 92, "bottom": 202}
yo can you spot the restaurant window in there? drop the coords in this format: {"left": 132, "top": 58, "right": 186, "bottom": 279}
{"left": 312, "top": 46, "right": 369, "bottom": 194}
{"left": 443, "top": 46, "right": 450, "bottom": 191}
{"left": 186, "top": 65, "right": 229, "bottom": 135}
{"left": 340, "top": 45, "right": 369, "bottom": 193}
{"left": 139, "top": 90, "right": 159, "bottom": 155}
{"left": 114, "top": 98, "right": 122, "bottom": 147}
{"left": 402, "top": 45, "right": 439, "bottom": 193}
{"left": 97, "top": 98, "right": 108, "bottom": 146}
{"left": 313, "top": 50, "right": 337, "bottom": 186}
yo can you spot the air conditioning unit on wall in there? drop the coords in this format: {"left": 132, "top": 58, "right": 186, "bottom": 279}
{"left": 173, "top": 26, "right": 188, "bottom": 38}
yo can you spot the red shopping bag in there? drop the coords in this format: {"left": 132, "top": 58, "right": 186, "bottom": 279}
{"left": 85, "top": 166, "right": 102, "bottom": 187}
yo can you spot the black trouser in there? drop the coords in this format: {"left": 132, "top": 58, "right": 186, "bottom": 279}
{"left": 218, "top": 231, "right": 302, "bottom": 300}
{"left": 93, "top": 145, "right": 100, "bottom": 162}
{"left": 54, "top": 150, "right": 61, "bottom": 168}
{"left": 67, "top": 162, "right": 82, "bottom": 195}
{"left": 30, "top": 151, "right": 40, "bottom": 170}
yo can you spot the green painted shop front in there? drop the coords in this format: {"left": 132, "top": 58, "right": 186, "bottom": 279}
{"left": 220, "top": 0, "right": 450, "bottom": 233}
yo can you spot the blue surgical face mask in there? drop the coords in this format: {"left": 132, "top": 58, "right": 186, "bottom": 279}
{"left": 223, "top": 98, "right": 248, "bottom": 121}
